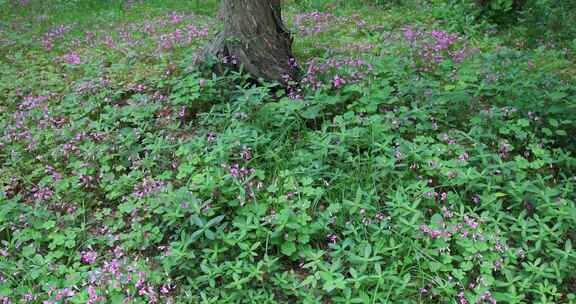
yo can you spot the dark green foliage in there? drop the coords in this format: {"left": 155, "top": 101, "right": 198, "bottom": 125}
{"left": 451, "top": 0, "right": 576, "bottom": 46}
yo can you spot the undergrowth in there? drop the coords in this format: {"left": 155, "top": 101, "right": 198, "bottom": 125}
{"left": 0, "top": 0, "right": 575, "bottom": 303}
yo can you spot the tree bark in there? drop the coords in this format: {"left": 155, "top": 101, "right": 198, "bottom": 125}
{"left": 202, "top": 0, "right": 300, "bottom": 84}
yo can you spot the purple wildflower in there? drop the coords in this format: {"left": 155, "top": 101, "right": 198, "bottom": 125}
{"left": 81, "top": 251, "right": 98, "bottom": 264}
{"left": 62, "top": 52, "right": 82, "bottom": 65}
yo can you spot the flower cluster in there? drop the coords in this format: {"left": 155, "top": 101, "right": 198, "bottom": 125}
{"left": 42, "top": 24, "right": 73, "bottom": 50}
{"left": 132, "top": 178, "right": 167, "bottom": 198}
{"left": 222, "top": 163, "right": 255, "bottom": 181}
{"left": 61, "top": 51, "right": 82, "bottom": 65}
{"left": 403, "top": 26, "right": 477, "bottom": 72}
{"left": 220, "top": 144, "right": 265, "bottom": 203}
{"left": 419, "top": 214, "right": 483, "bottom": 240}
{"left": 40, "top": 251, "right": 176, "bottom": 304}
{"left": 81, "top": 250, "right": 98, "bottom": 264}
{"left": 336, "top": 42, "right": 376, "bottom": 54}
{"left": 293, "top": 12, "right": 334, "bottom": 35}
{"left": 123, "top": 0, "right": 144, "bottom": 10}
{"left": 31, "top": 186, "right": 54, "bottom": 202}
{"left": 156, "top": 24, "right": 209, "bottom": 50}
{"left": 75, "top": 77, "right": 112, "bottom": 96}
{"left": 295, "top": 57, "right": 372, "bottom": 93}
{"left": 36, "top": 11, "right": 212, "bottom": 58}
{"left": 457, "top": 290, "right": 497, "bottom": 304}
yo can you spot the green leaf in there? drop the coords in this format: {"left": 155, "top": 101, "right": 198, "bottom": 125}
{"left": 429, "top": 262, "right": 443, "bottom": 272}
{"left": 301, "top": 105, "right": 322, "bottom": 119}
{"left": 65, "top": 239, "right": 76, "bottom": 249}
{"left": 516, "top": 119, "right": 529, "bottom": 127}
{"left": 281, "top": 241, "right": 296, "bottom": 256}
{"left": 110, "top": 293, "right": 125, "bottom": 304}
{"left": 430, "top": 213, "right": 444, "bottom": 225}
{"left": 319, "top": 271, "right": 333, "bottom": 282}
{"left": 301, "top": 275, "right": 317, "bottom": 286}
{"left": 474, "top": 242, "right": 489, "bottom": 251}
{"left": 549, "top": 91, "right": 567, "bottom": 101}
{"left": 22, "top": 245, "right": 35, "bottom": 257}
{"left": 206, "top": 215, "right": 225, "bottom": 227}
{"left": 191, "top": 229, "right": 204, "bottom": 241}
{"left": 42, "top": 220, "right": 56, "bottom": 230}
{"left": 118, "top": 202, "right": 135, "bottom": 214}
{"left": 549, "top": 119, "right": 559, "bottom": 127}
{"left": 204, "top": 229, "right": 216, "bottom": 240}
{"left": 191, "top": 215, "right": 205, "bottom": 228}
{"left": 452, "top": 268, "right": 465, "bottom": 280}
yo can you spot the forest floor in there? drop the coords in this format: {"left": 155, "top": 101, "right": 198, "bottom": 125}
{"left": 1, "top": 0, "right": 575, "bottom": 303}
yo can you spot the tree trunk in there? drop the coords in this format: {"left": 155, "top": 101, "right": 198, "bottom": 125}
{"left": 202, "top": 0, "right": 300, "bottom": 84}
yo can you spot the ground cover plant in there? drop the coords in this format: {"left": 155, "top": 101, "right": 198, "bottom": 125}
{"left": 0, "top": 0, "right": 575, "bottom": 303}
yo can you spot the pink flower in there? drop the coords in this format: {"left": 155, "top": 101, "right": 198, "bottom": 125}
{"left": 135, "top": 272, "right": 146, "bottom": 289}
{"left": 23, "top": 293, "right": 36, "bottom": 303}
{"left": 327, "top": 233, "right": 338, "bottom": 243}
{"left": 473, "top": 195, "right": 481, "bottom": 204}
{"left": 403, "top": 27, "right": 416, "bottom": 43}
{"left": 240, "top": 147, "right": 252, "bottom": 161}
{"left": 332, "top": 75, "right": 346, "bottom": 88}
{"left": 87, "top": 286, "right": 100, "bottom": 304}
{"left": 81, "top": 251, "right": 98, "bottom": 264}
{"left": 464, "top": 215, "right": 479, "bottom": 229}
{"left": 457, "top": 291, "right": 469, "bottom": 304}
{"left": 207, "top": 132, "right": 217, "bottom": 142}
{"left": 160, "top": 284, "right": 174, "bottom": 294}
{"left": 62, "top": 52, "right": 82, "bottom": 65}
